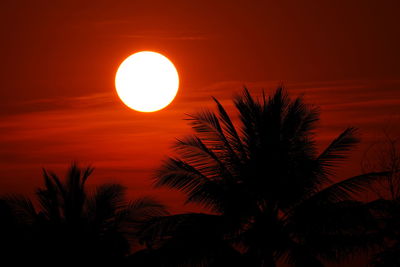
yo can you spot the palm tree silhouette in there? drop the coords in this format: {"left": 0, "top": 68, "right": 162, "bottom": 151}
{"left": 140, "top": 88, "right": 388, "bottom": 266}
{"left": 3, "top": 163, "right": 167, "bottom": 267}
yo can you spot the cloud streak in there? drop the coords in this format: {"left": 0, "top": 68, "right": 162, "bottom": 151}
{"left": 0, "top": 79, "right": 399, "bottom": 211}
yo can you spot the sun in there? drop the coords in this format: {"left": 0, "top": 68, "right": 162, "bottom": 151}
{"left": 115, "top": 51, "right": 179, "bottom": 112}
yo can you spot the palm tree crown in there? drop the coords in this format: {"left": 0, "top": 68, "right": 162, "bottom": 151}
{"left": 4, "top": 164, "right": 167, "bottom": 267}
{"left": 147, "top": 87, "right": 387, "bottom": 266}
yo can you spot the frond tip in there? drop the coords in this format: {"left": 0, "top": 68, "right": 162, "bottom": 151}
{"left": 317, "top": 127, "right": 360, "bottom": 174}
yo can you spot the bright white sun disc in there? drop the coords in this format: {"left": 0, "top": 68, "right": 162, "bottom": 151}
{"left": 115, "top": 51, "right": 179, "bottom": 112}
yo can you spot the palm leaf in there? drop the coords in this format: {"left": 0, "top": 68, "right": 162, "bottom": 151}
{"left": 155, "top": 157, "right": 227, "bottom": 211}
{"left": 87, "top": 183, "right": 126, "bottom": 225}
{"left": 2, "top": 195, "right": 37, "bottom": 224}
{"left": 125, "top": 196, "right": 168, "bottom": 222}
{"left": 306, "top": 171, "right": 390, "bottom": 204}
{"left": 155, "top": 157, "right": 209, "bottom": 192}
{"left": 213, "top": 97, "right": 247, "bottom": 159}
{"left": 317, "top": 128, "right": 359, "bottom": 175}
{"left": 174, "top": 135, "right": 234, "bottom": 180}
{"left": 186, "top": 110, "right": 241, "bottom": 166}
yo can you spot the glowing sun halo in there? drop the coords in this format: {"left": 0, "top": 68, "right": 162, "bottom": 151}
{"left": 115, "top": 51, "right": 179, "bottom": 112}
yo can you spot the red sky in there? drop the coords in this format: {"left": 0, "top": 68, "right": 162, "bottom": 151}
{"left": 1, "top": 0, "right": 400, "bottom": 213}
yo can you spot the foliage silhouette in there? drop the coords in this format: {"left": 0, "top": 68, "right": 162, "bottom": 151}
{"left": 1, "top": 164, "right": 167, "bottom": 267}
{"left": 362, "top": 135, "right": 400, "bottom": 266}
{"left": 139, "top": 87, "right": 389, "bottom": 267}
{"left": 0, "top": 88, "right": 397, "bottom": 267}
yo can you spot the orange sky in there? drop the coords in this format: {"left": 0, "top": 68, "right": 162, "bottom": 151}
{"left": 1, "top": 0, "right": 400, "bottom": 212}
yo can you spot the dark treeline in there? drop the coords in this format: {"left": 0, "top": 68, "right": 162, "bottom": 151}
{"left": 1, "top": 88, "right": 399, "bottom": 267}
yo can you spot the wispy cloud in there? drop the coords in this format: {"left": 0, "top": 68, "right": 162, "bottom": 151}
{"left": 1, "top": 79, "right": 399, "bottom": 211}
{"left": 119, "top": 33, "right": 209, "bottom": 41}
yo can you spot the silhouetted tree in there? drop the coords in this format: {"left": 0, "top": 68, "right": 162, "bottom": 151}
{"left": 1, "top": 164, "right": 167, "bottom": 267}
{"left": 363, "top": 132, "right": 400, "bottom": 200}
{"left": 362, "top": 133, "right": 400, "bottom": 266}
{"left": 139, "top": 88, "right": 388, "bottom": 267}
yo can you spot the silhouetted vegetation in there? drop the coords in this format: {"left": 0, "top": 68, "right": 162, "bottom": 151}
{"left": 134, "top": 88, "right": 390, "bottom": 267}
{"left": 362, "top": 133, "right": 400, "bottom": 266}
{"left": 0, "top": 164, "right": 167, "bottom": 267}
{"left": 0, "top": 88, "right": 399, "bottom": 267}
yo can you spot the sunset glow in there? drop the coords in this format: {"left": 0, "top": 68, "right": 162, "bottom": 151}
{"left": 1, "top": 1, "right": 400, "bottom": 266}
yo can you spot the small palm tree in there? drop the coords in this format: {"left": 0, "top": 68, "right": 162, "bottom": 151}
{"left": 141, "top": 88, "right": 387, "bottom": 266}
{"left": 3, "top": 164, "right": 167, "bottom": 267}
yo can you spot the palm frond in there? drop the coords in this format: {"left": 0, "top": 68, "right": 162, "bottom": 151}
{"left": 213, "top": 97, "right": 247, "bottom": 159}
{"left": 186, "top": 109, "right": 241, "bottom": 166}
{"left": 66, "top": 163, "right": 82, "bottom": 192}
{"left": 2, "top": 194, "right": 37, "bottom": 224}
{"left": 81, "top": 165, "right": 94, "bottom": 187}
{"left": 37, "top": 169, "right": 61, "bottom": 221}
{"left": 185, "top": 110, "right": 223, "bottom": 144}
{"left": 155, "top": 158, "right": 209, "bottom": 192}
{"left": 50, "top": 164, "right": 93, "bottom": 224}
{"left": 125, "top": 196, "right": 168, "bottom": 223}
{"left": 174, "top": 135, "right": 234, "bottom": 180}
{"left": 234, "top": 88, "right": 262, "bottom": 149}
{"left": 317, "top": 128, "right": 360, "bottom": 175}
{"left": 307, "top": 171, "right": 390, "bottom": 204}
{"left": 157, "top": 158, "right": 227, "bottom": 211}
{"left": 266, "top": 87, "right": 289, "bottom": 127}
{"left": 282, "top": 95, "right": 320, "bottom": 140}
{"left": 87, "top": 183, "right": 126, "bottom": 224}
{"left": 48, "top": 172, "right": 66, "bottom": 199}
